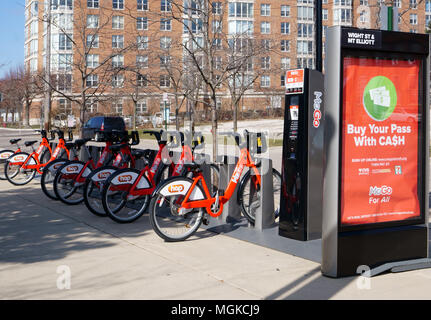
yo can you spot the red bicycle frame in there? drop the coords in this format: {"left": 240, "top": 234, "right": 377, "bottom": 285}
{"left": 14, "top": 136, "right": 69, "bottom": 174}
{"left": 179, "top": 147, "right": 260, "bottom": 217}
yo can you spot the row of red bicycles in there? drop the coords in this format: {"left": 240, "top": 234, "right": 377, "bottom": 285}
{"left": 1, "top": 128, "right": 281, "bottom": 241}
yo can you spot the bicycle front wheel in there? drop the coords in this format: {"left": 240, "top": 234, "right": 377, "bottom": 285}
{"left": 41, "top": 159, "right": 69, "bottom": 200}
{"left": 84, "top": 166, "right": 118, "bottom": 217}
{"left": 4, "top": 152, "right": 37, "bottom": 185}
{"left": 0, "top": 150, "right": 15, "bottom": 180}
{"left": 102, "top": 168, "right": 150, "bottom": 223}
{"left": 238, "top": 168, "right": 282, "bottom": 224}
{"left": 148, "top": 177, "right": 204, "bottom": 242}
{"left": 53, "top": 160, "right": 90, "bottom": 205}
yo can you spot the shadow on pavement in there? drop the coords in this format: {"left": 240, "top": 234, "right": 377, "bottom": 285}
{"left": 0, "top": 184, "right": 156, "bottom": 264}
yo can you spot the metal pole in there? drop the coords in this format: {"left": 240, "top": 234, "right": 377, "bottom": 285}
{"left": 315, "top": 0, "right": 323, "bottom": 72}
{"left": 44, "top": 0, "right": 52, "bottom": 131}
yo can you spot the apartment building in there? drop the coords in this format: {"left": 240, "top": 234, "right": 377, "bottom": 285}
{"left": 24, "top": 0, "right": 429, "bottom": 126}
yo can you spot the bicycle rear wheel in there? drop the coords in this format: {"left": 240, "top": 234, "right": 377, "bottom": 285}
{"left": 4, "top": 152, "right": 37, "bottom": 185}
{"left": 238, "top": 168, "right": 282, "bottom": 224}
{"left": 148, "top": 177, "right": 204, "bottom": 242}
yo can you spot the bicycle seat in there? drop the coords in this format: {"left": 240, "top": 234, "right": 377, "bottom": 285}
{"left": 9, "top": 139, "right": 21, "bottom": 144}
{"left": 183, "top": 162, "right": 201, "bottom": 171}
{"left": 131, "top": 149, "right": 148, "bottom": 159}
{"left": 65, "top": 142, "right": 75, "bottom": 150}
{"left": 109, "top": 143, "right": 128, "bottom": 152}
{"left": 24, "top": 140, "right": 38, "bottom": 147}
{"left": 74, "top": 138, "right": 91, "bottom": 148}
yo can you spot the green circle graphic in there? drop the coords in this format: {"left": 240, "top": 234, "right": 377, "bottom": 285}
{"left": 363, "top": 76, "right": 397, "bottom": 121}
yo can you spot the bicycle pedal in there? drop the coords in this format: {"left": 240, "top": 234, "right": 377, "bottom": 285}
{"left": 202, "top": 216, "right": 209, "bottom": 225}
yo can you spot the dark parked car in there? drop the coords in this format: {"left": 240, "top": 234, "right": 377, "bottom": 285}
{"left": 82, "top": 116, "right": 126, "bottom": 140}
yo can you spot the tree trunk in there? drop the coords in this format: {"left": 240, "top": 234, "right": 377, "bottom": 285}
{"left": 23, "top": 100, "right": 30, "bottom": 127}
{"left": 211, "top": 103, "right": 217, "bottom": 163}
{"left": 233, "top": 101, "right": 238, "bottom": 133}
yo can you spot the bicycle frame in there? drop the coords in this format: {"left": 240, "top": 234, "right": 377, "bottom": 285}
{"left": 12, "top": 136, "right": 68, "bottom": 174}
{"left": 179, "top": 147, "right": 261, "bottom": 217}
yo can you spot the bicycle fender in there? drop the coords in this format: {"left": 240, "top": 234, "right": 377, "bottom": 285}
{"left": 60, "top": 161, "right": 92, "bottom": 177}
{"left": 0, "top": 150, "right": 14, "bottom": 160}
{"left": 8, "top": 152, "right": 32, "bottom": 164}
{"left": 47, "top": 160, "right": 68, "bottom": 173}
{"left": 155, "top": 177, "right": 205, "bottom": 200}
{"left": 110, "top": 169, "right": 151, "bottom": 189}
{"left": 91, "top": 167, "right": 117, "bottom": 182}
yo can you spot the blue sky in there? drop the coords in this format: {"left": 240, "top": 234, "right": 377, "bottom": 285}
{"left": 0, "top": 1, "right": 25, "bottom": 78}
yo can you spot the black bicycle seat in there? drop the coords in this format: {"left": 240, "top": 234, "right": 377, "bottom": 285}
{"left": 131, "top": 149, "right": 147, "bottom": 159}
{"left": 183, "top": 162, "right": 200, "bottom": 171}
{"left": 109, "top": 143, "right": 128, "bottom": 152}
{"left": 74, "top": 138, "right": 91, "bottom": 148}
{"left": 25, "top": 140, "right": 38, "bottom": 147}
{"left": 9, "top": 139, "right": 21, "bottom": 144}
{"left": 65, "top": 142, "right": 75, "bottom": 150}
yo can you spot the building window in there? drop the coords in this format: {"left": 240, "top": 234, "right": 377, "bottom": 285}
{"left": 53, "top": 54, "right": 73, "bottom": 71}
{"left": 297, "top": 40, "right": 313, "bottom": 55}
{"left": 87, "top": 15, "right": 99, "bottom": 28}
{"left": 87, "top": 0, "right": 99, "bottom": 9}
{"left": 58, "top": 99, "right": 73, "bottom": 115}
{"left": 160, "top": 55, "right": 171, "bottom": 68}
{"left": 298, "top": 23, "right": 313, "bottom": 38}
{"left": 86, "top": 54, "right": 99, "bottom": 68}
{"left": 323, "top": 9, "right": 328, "bottom": 20}
{"left": 137, "top": 74, "right": 148, "bottom": 87}
{"left": 212, "top": 20, "right": 222, "bottom": 33}
{"left": 261, "top": 21, "right": 270, "bottom": 34}
{"left": 281, "top": 40, "right": 290, "bottom": 52}
{"left": 86, "top": 34, "right": 99, "bottom": 48}
{"left": 137, "top": 36, "right": 148, "bottom": 49}
{"left": 56, "top": 74, "right": 72, "bottom": 92}
{"left": 58, "top": 34, "right": 72, "bottom": 50}
{"left": 213, "top": 38, "right": 222, "bottom": 49}
{"left": 160, "top": 75, "right": 170, "bottom": 87}
{"left": 410, "top": 0, "right": 417, "bottom": 9}
{"left": 281, "top": 57, "right": 290, "bottom": 69}
{"left": 410, "top": 14, "right": 417, "bottom": 25}
{"left": 137, "top": 0, "right": 148, "bottom": 10}
{"left": 51, "top": 0, "right": 73, "bottom": 10}
{"left": 137, "top": 17, "right": 148, "bottom": 30}
{"left": 261, "top": 75, "right": 270, "bottom": 87}
{"left": 213, "top": 56, "right": 222, "bottom": 70}
{"left": 228, "top": 2, "right": 253, "bottom": 18}
{"left": 112, "top": 75, "right": 124, "bottom": 88}
{"left": 281, "top": 22, "right": 290, "bottom": 34}
{"left": 112, "top": 55, "right": 124, "bottom": 68}
{"left": 136, "top": 99, "right": 147, "bottom": 114}
{"left": 113, "top": 0, "right": 124, "bottom": 10}
{"left": 112, "top": 35, "right": 124, "bottom": 48}
{"left": 298, "top": 6, "right": 314, "bottom": 21}
{"left": 359, "top": 0, "right": 368, "bottom": 5}
{"left": 333, "top": 8, "right": 352, "bottom": 24}
{"left": 160, "top": 36, "right": 171, "bottom": 49}
{"left": 136, "top": 55, "right": 148, "bottom": 68}
{"left": 281, "top": 5, "right": 290, "bottom": 17}
{"left": 212, "top": 2, "right": 222, "bottom": 15}
{"left": 281, "top": 75, "right": 285, "bottom": 87}
{"left": 112, "top": 100, "right": 123, "bottom": 114}
{"left": 394, "top": 0, "right": 401, "bottom": 8}
{"left": 112, "top": 16, "right": 124, "bottom": 29}
{"left": 261, "top": 4, "right": 271, "bottom": 16}
{"left": 261, "top": 39, "right": 271, "bottom": 50}
{"left": 86, "top": 74, "right": 98, "bottom": 87}
{"left": 86, "top": 99, "right": 98, "bottom": 113}
{"left": 161, "top": 0, "right": 171, "bottom": 12}
{"left": 160, "top": 18, "right": 171, "bottom": 31}
{"left": 228, "top": 20, "right": 253, "bottom": 35}
{"left": 261, "top": 56, "right": 270, "bottom": 69}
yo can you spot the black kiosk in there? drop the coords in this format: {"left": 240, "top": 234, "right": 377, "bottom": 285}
{"left": 279, "top": 69, "right": 325, "bottom": 241}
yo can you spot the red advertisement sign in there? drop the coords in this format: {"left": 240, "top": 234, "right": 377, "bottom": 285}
{"left": 341, "top": 57, "right": 421, "bottom": 225}
{"left": 285, "top": 69, "right": 304, "bottom": 94}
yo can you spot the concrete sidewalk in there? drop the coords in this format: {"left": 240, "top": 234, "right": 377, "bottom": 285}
{"left": 0, "top": 179, "right": 430, "bottom": 300}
